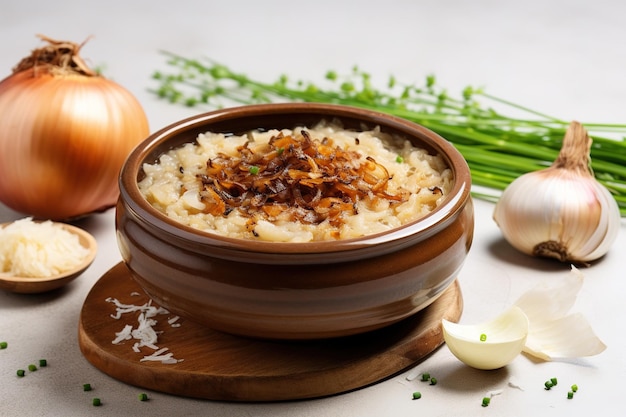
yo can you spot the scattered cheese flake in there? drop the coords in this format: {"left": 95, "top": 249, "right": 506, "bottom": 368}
{"left": 112, "top": 324, "right": 133, "bottom": 344}
{"left": 486, "top": 389, "right": 503, "bottom": 398}
{"left": 140, "top": 347, "right": 183, "bottom": 364}
{"left": 106, "top": 295, "right": 183, "bottom": 364}
{"left": 405, "top": 368, "right": 421, "bottom": 381}
{"left": 168, "top": 316, "right": 181, "bottom": 328}
{"left": 507, "top": 378, "right": 525, "bottom": 391}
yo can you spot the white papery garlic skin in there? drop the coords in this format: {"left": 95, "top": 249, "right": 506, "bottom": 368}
{"left": 493, "top": 121, "right": 621, "bottom": 263}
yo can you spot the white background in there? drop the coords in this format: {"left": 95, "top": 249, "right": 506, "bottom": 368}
{"left": 1, "top": 1, "right": 625, "bottom": 416}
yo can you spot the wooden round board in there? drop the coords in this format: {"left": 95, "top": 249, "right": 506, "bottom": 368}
{"left": 78, "top": 262, "right": 463, "bottom": 402}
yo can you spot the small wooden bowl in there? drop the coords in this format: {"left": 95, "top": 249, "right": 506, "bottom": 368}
{"left": 0, "top": 222, "right": 97, "bottom": 294}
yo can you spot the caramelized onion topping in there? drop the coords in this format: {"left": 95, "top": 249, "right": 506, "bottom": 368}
{"left": 195, "top": 130, "right": 411, "bottom": 227}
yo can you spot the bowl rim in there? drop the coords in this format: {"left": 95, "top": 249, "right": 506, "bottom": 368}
{"left": 119, "top": 102, "right": 471, "bottom": 255}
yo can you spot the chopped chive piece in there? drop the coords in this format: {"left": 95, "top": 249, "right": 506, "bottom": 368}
{"left": 480, "top": 333, "right": 487, "bottom": 342}
{"left": 138, "top": 393, "right": 149, "bottom": 401}
{"left": 83, "top": 383, "right": 92, "bottom": 392}
{"left": 421, "top": 372, "right": 430, "bottom": 381}
{"left": 249, "top": 165, "right": 260, "bottom": 175}
{"left": 28, "top": 364, "right": 37, "bottom": 372}
{"left": 550, "top": 377, "right": 558, "bottom": 386}
{"left": 544, "top": 381, "right": 553, "bottom": 390}
{"left": 17, "top": 369, "right": 25, "bottom": 377}
{"left": 92, "top": 398, "right": 102, "bottom": 406}
{"left": 567, "top": 391, "right": 574, "bottom": 399}
{"left": 429, "top": 377, "right": 438, "bottom": 386}
{"left": 39, "top": 359, "right": 47, "bottom": 367}
{"left": 395, "top": 155, "right": 404, "bottom": 163}
{"left": 482, "top": 397, "right": 491, "bottom": 407}
{"left": 571, "top": 384, "right": 578, "bottom": 392}
{"left": 412, "top": 391, "right": 422, "bottom": 400}
{"left": 0, "top": 341, "right": 7, "bottom": 349}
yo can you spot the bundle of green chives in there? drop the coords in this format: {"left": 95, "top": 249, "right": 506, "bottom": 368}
{"left": 151, "top": 53, "right": 626, "bottom": 216}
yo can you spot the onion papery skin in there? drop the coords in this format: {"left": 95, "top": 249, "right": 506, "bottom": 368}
{"left": 0, "top": 69, "right": 149, "bottom": 220}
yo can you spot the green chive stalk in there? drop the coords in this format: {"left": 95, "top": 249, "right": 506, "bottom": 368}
{"left": 151, "top": 52, "right": 626, "bottom": 216}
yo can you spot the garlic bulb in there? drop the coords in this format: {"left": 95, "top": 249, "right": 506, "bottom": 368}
{"left": 493, "top": 121, "right": 621, "bottom": 263}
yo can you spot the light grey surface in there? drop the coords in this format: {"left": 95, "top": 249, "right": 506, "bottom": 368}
{"left": 1, "top": 1, "right": 625, "bottom": 415}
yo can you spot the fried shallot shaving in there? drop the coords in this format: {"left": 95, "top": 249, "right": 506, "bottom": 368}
{"left": 195, "top": 130, "right": 410, "bottom": 228}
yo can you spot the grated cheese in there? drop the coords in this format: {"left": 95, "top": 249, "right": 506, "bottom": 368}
{"left": 106, "top": 297, "right": 183, "bottom": 364}
{"left": 486, "top": 389, "right": 504, "bottom": 398}
{"left": 0, "top": 217, "right": 90, "bottom": 278}
{"left": 167, "top": 316, "right": 181, "bottom": 327}
{"left": 112, "top": 324, "right": 133, "bottom": 344}
{"left": 507, "top": 378, "right": 525, "bottom": 391}
{"left": 405, "top": 369, "right": 421, "bottom": 381}
{"left": 140, "top": 347, "right": 180, "bottom": 364}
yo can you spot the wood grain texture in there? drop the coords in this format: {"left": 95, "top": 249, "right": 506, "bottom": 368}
{"left": 78, "top": 262, "right": 462, "bottom": 402}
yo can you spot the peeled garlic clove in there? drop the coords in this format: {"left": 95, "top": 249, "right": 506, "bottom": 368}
{"left": 442, "top": 306, "right": 529, "bottom": 370}
{"left": 493, "top": 121, "right": 621, "bottom": 263}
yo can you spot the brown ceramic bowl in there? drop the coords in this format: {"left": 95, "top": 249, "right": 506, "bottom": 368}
{"left": 116, "top": 103, "right": 474, "bottom": 340}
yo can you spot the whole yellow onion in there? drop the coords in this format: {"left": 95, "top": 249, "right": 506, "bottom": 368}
{"left": 0, "top": 35, "right": 149, "bottom": 220}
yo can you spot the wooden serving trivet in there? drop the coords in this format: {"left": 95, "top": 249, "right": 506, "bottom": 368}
{"left": 78, "top": 262, "right": 462, "bottom": 402}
